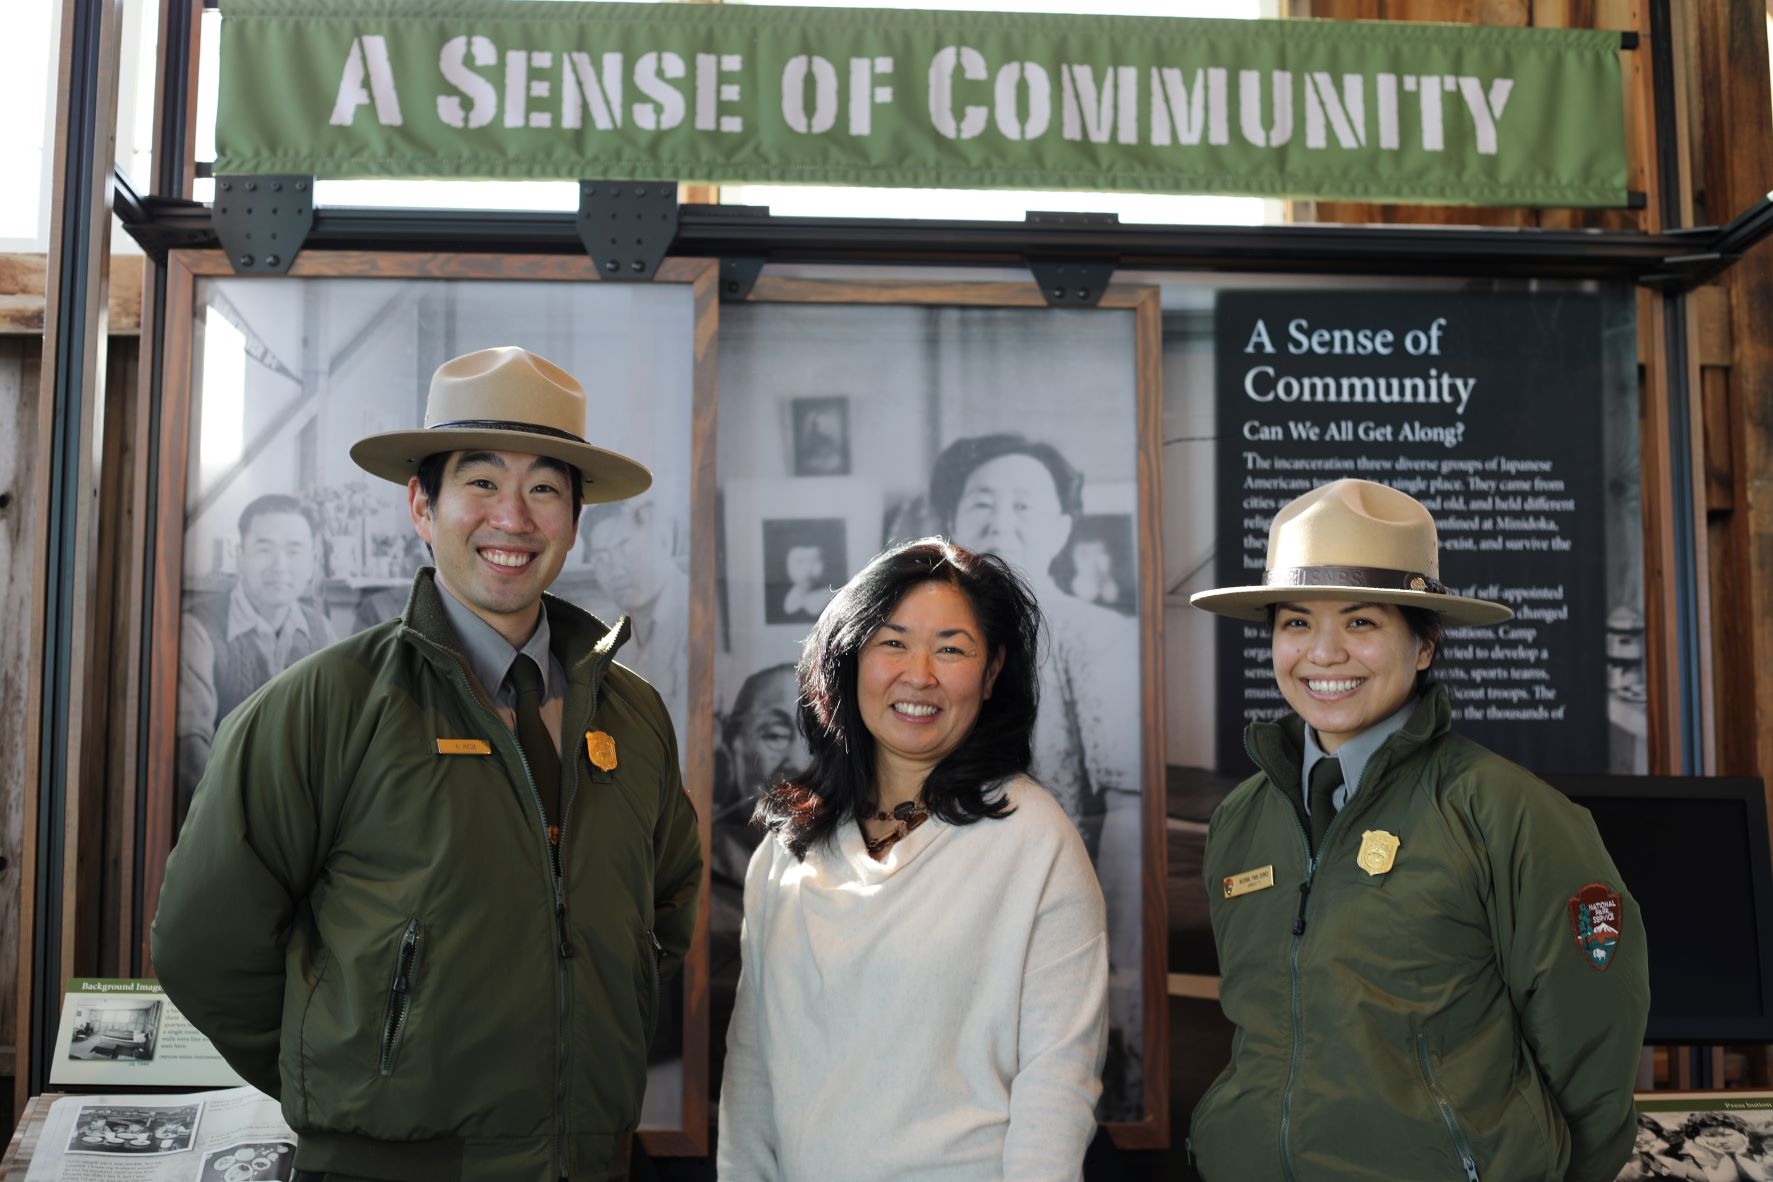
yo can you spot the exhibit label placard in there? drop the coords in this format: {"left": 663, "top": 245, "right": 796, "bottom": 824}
{"left": 50, "top": 979, "right": 247, "bottom": 1089}
{"left": 1212, "top": 290, "right": 1609, "bottom": 775}
{"left": 216, "top": 0, "right": 1628, "bottom": 207}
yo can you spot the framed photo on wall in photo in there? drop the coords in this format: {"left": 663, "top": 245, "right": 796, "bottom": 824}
{"left": 789, "top": 395, "right": 851, "bottom": 476}
{"left": 761, "top": 517, "right": 845, "bottom": 624}
{"left": 146, "top": 251, "right": 719, "bottom": 1155}
{"left": 712, "top": 278, "right": 1168, "bottom": 1145}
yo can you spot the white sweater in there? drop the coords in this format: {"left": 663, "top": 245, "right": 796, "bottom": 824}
{"left": 717, "top": 776, "right": 1109, "bottom": 1182}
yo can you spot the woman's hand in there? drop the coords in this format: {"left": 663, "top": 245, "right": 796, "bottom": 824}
{"left": 1647, "top": 1152, "right": 1707, "bottom": 1181}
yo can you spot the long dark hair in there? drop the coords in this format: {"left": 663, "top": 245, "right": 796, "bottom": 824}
{"left": 755, "top": 538, "right": 1042, "bottom": 860}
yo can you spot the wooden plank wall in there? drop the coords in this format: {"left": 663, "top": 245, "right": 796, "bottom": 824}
{"left": 0, "top": 340, "right": 42, "bottom": 1083}
{"left": 1687, "top": 3, "right": 1773, "bottom": 792}
{"left": 0, "top": 256, "right": 142, "bottom": 336}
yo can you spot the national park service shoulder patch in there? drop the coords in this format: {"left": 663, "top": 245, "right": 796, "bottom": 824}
{"left": 1568, "top": 882, "right": 1623, "bottom": 971}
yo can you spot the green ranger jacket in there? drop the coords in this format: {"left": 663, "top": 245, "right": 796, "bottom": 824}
{"left": 1191, "top": 687, "right": 1649, "bottom": 1182}
{"left": 152, "top": 570, "right": 703, "bottom": 1182}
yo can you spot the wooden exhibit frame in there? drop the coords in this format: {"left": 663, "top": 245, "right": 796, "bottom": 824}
{"left": 139, "top": 250, "right": 720, "bottom": 1156}
{"left": 725, "top": 275, "right": 1170, "bottom": 1147}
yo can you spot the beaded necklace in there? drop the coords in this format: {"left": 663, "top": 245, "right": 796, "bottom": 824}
{"left": 860, "top": 799, "right": 930, "bottom": 860}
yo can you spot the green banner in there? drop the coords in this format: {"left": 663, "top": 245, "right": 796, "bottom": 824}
{"left": 217, "top": 0, "right": 1629, "bottom": 207}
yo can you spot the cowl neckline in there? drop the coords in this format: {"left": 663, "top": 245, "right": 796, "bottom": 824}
{"left": 828, "top": 805, "right": 949, "bottom": 884}
{"left": 818, "top": 776, "right": 1023, "bottom": 884}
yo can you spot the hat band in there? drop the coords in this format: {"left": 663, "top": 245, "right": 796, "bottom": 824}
{"left": 1264, "top": 565, "right": 1448, "bottom": 596}
{"left": 427, "top": 418, "right": 588, "bottom": 444}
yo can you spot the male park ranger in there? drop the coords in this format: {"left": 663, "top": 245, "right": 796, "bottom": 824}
{"left": 154, "top": 346, "right": 703, "bottom": 1182}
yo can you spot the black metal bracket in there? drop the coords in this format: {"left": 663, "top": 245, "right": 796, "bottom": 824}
{"left": 211, "top": 175, "right": 314, "bottom": 274}
{"left": 1027, "top": 259, "right": 1117, "bottom": 308}
{"left": 578, "top": 181, "right": 679, "bottom": 280}
{"left": 116, "top": 165, "right": 1750, "bottom": 291}
{"left": 719, "top": 257, "right": 766, "bottom": 302}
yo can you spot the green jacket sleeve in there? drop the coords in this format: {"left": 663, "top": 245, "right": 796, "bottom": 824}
{"left": 650, "top": 714, "right": 703, "bottom": 980}
{"left": 151, "top": 671, "right": 333, "bottom": 1098}
{"left": 1468, "top": 761, "right": 1651, "bottom": 1182}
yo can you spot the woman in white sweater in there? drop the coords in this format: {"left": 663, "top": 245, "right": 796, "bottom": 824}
{"left": 717, "top": 538, "right": 1109, "bottom": 1182}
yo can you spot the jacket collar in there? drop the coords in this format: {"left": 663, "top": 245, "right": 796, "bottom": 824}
{"left": 1245, "top": 682, "right": 1452, "bottom": 794}
{"left": 398, "top": 567, "right": 631, "bottom": 697}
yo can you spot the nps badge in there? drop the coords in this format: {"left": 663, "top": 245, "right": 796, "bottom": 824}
{"left": 585, "top": 731, "right": 618, "bottom": 772}
{"left": 1568, "top": 882, "right": 1623, "bottom": 971}
{"left": 1357, "top": 830, "right": 1401, "bottom": 876}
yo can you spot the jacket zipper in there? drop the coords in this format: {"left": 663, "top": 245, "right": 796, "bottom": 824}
{"left": 554, "top": 751, "right": 581, "bottom": 1181}
{"left": 1416, "top": 1033, "right": 1480, "bottom": 1182}
{"left": 429, "top": 643, "right": 578, "bottom": 1181}
{"left": 644, "top": 928, "right": 663, "bottom": 1041}
{"left": 378, "top": 918, "right": 422, "bottom": 1076}
{"left": 1243, "top": 730, "right": 1405, "bottom": 1182}
{"left": 1259, "top": 728, "right": 1362, "bottom": 1182}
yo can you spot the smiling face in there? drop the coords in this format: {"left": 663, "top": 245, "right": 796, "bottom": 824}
{"left": 409, "top": 449, "right": 579, "bottom": 646}
{"left": 1271, "top": 600, "right": 1432, "bottom": 752}
{"left": 857, "top": 580, "right": 1004, "bottom": 792}
{"left": 237, "top": 511, "right": 317, "bottom": 617}
{"left": 949, "top": 453, "right": 1072, "bottom": 583}
{"left": 1696, "top": 1124, "right": 1750, "bottom": 1155}
{"left": 1635, "top": 1125, "right": 1663, "bottom": 1153}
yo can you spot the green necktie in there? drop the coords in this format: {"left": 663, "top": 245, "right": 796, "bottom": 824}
{"left": 1307, "top": 756, "right": 1344, "bottom": 854}
{"left": 509, "top": 654, "right": 561, "bottom": 839}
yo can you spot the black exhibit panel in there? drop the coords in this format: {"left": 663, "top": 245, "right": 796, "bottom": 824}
{"left": 1548, "top": 775, "right": 1773, "bottom": 1044}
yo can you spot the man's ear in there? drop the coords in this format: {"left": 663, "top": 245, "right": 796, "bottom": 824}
{"left": 407, "top": 476, "right": 435, "bottom": 545}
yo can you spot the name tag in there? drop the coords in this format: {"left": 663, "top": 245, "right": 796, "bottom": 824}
{"left": 435, "top": 738, "right": 492, "bottom": 756}
{"left": 1224, "top": 865, "right": 1276, "bottom": 899}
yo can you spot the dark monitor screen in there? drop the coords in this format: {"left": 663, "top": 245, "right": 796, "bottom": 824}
{"left": 1545, "top": 775, "right": 1773, "bottom": 1044}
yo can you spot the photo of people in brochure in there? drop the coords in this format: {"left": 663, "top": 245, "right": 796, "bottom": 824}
{"left": 66, "top": 1103, "right": 199, "bottom": 1155}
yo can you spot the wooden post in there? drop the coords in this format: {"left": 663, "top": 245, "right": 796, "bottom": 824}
{"left": 1687, "top": 0, "right": 1773, "bottom": 797}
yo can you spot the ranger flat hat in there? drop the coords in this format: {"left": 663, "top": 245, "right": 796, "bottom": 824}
{"left": 349, "top": 346, "right": 652, "bottom": 504}
{"left": 1190, "top": 478, "right": 1513, "bottom": 626}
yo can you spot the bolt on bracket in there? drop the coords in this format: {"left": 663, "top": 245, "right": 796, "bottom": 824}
{"left": 211, "top": 175, "right": 314, "bottom": 275}
{"left": 579, "top": 181, "right": 680, "bottom": 280}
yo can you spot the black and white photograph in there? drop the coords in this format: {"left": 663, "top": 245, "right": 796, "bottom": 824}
{"left": 720, "top": 476, "right": 884, "bottom": 672}
{"left": 715, "top": 296, "right": 1158, "bottom": 1125}
{"left": 1051, "top": 512, "right": 1138, "bottom": 618}
{"left": 199, "top": 1139, "right": 297, "bottom": 1181}
{"left": 791, "top": 395, "right": 852, "bottom": 476}
{"left": 562, "top": 494, "right": 693, "bottom": 733}
{"left": 66, "top": 998, "right": 163, "bottom": 1063}
{"left": 762, "top": 517, "right": 845, "bottom": 625}
{"left": 66, "top": 1102, "right": 200, "bottom": 1155}
{"left": 1621, "top": 1097, "right": 1773, "bottom": 1181}
{"left": 174, "top": 274, "right": 697, "bottom": 808}
{"left": 165, "top": 263, "right": 709, "bottom": 1139}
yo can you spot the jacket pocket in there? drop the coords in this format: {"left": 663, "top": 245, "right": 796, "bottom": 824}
{"left": 1416, "top": 1031, "right": 1480, "bottom": 1182}
{"left": 377, "top": 918, "right": 423, "bottom": 1077}
{"left": 641, "top": 928, "right": 663, "bottom": 1043}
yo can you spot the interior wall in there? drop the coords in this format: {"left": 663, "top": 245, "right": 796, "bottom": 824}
{"left": 0, "top": 338, "right": 40, "bottom": 1086}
